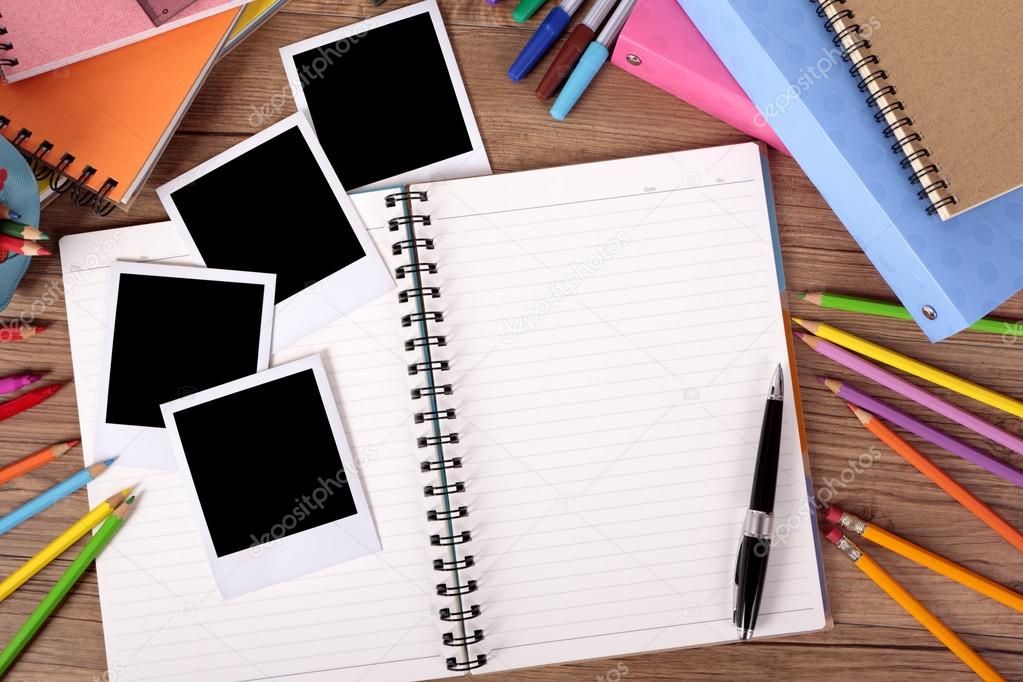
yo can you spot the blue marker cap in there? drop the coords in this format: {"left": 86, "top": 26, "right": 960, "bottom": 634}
{"left": 508, "top": 7, "right": 572, "bottom": 82}
{"left": 549, "top": 41, "right": 608, "bottom": 121}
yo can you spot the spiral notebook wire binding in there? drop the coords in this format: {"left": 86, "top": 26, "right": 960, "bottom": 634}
{"left": 0, "top": 116, "right": 118, "bottom": 215}
{"left": 388, "top": 189, "right": 488, "bottom": 672}
{"left": 812, "top": 0, "right": 957, "bottom": 216}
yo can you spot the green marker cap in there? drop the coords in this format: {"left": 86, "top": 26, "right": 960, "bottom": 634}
{"left": 512, "top": 0, "right": 547, "bottom": 23}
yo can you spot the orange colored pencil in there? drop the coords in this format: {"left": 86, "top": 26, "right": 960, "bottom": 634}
{"left": 850, "top": 404, "right": 1023, "bottom": 555}
{"left": 0, "top": 440, "right": 79, "bottom": 485}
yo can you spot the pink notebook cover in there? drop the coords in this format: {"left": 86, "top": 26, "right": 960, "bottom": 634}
{"left": 0, "top": 0, "right": 247, "bottom": 82}
{"left": 610, "top": 0, "right": 788, "bottom": 154}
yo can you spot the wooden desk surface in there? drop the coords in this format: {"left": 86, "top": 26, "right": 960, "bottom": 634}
{"left": 2, "top": 1, "right": 1023, "bottom": 679}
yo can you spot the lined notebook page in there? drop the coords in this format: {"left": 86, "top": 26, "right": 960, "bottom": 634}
{"left": 61, "top": 210, "right": 457, "bottom": 681}
{"left": 412, "top": 143, "right": 827, "bottom": 670}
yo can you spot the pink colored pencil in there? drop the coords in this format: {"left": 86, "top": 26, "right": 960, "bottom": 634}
{"left": 821, "top": 376, "right": 1023, "bottom": 490}
{"left": 0, "top": 373, "right": 41, "bottom": 395}
{"left": 796, "top": 331, "right": 1023, "bottom": 457}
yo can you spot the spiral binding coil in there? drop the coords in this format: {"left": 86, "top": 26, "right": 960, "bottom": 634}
{"left": 388, "top": 189, "right": 487, "bottom": 673}
{"left": 0, "top": 14, "right": 16, "bottom": 67}
{"left": 812, "top": 0, "right": 958, "bottom": 216}
{"left": 0, "top": 116, "right": 118, "bottom": 216}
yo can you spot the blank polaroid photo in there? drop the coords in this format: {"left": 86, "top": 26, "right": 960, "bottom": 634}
{"left": 95, "top": 262, "right": 275, "bottom": 471}
{"left": 156, "top": 113, "right": 394, "bottom": 352}
{"left": 279, "top": 0, "right": 490, "bottom": 190}
{"left": 161, "top": 355, "right": 380, "bottom": 598}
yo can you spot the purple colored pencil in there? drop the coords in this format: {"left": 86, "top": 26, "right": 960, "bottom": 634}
{"left": 821, "top": 376, "right": 1023, "bottom": 490}
{"left": 796, "top": 331, "right": 1023, "bottom": 457}
{"left": 0, "top": 373, "right": 41, "bottom": 395}
{"left": 487, "top": 0, "right": 501, "bottom": 5}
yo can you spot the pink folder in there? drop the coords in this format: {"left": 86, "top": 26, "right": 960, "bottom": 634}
{"left": 611, "top": 0, "right": 788, "bottom": 154}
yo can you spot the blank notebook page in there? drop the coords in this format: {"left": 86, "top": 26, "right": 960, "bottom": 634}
{"left": 62, "top": 213, "right": 458, "bottom": 682}
{"left": 415, "top": 143, "right": 826, "bottom": 669}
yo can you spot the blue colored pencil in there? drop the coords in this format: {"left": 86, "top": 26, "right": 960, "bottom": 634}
{"left": 0, "top": 459, "right": 115, "bottom": 536}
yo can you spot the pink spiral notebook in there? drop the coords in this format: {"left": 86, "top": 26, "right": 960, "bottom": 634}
{"left": 0, "top": 0, "right": 248, "bottom": 82}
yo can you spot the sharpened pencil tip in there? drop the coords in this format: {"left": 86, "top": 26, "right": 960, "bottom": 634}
{"left": 102, "top": 456, "right": 118, "bottom": 466}
{"left": 795, "top": 292, "right": 806, "bottom": 300}
{"left": 67, "top": 439, "right": 80, "bottom": 448}
{"left": 821, "top": 378, "right": 842, "bottom": 394}
{"left": 125, "top": 495, "right": 136, "bottom": 505}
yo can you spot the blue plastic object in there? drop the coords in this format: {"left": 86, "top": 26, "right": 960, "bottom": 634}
{"left": 508, "top": 7, "right": 573, "bottom": 81}
{"left": 549, "top": 41, "right": 608, "bottom": 120}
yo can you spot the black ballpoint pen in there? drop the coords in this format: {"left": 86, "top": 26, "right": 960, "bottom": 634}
{"left": 733, "top": 363, "right": 784, "bottom": 640}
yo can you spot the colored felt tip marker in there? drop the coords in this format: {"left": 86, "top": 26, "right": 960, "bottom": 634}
{"left": 0, "top": 383, "right": 63, "bottom": 422}
{"left": 550, "top": 0, "right": 637, "bottom": 120}
{"left": 0, "top": 204, "right": 21, "bottom": 221}
{"left": 512, "top": 0, "right": 547, "bottom": 22}
{"left": 508, "top": 0, "right": 584, "bottom": 81}
{"left": 0, "top": 373, "right": 41, "bottom": 395}
{"left": 535, "top": 0, "right": 616, "bottom": 100}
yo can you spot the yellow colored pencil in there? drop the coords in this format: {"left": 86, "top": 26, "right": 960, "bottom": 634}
{"left": 793, "top": 318, "right": 1023, "bottom": 419}
{"left": 825, "top": 528, "right": 1005, "bottom": 681}
{"left": 0, "top": 487, "right": 132, "bottom": 602}
{"left": 826, "top": 505, "right": 1023, "bottom": 613}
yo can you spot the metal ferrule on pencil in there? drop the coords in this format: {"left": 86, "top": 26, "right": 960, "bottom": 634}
{"left": 742, "top": 509, "right": 774, "bottom": 540}
{"left": 833, "top": 508, "right": 867, "bottom": 534}
{"left": 831, "top": 532, "right": 863, "bottom": 562}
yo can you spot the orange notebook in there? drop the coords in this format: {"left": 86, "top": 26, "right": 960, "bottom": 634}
{"left": 0, "top": 9, "right": 238, "bottom": 214}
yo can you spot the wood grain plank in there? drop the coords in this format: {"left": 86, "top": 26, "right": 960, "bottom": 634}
{"left": 4, "top": 0, "right": 1023, "bottom": 679}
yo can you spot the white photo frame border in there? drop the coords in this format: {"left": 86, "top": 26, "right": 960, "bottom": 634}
{"left": 156, "top": 113, "right": 394, "bottom": 352}
{"left": 278, "top": 0, "right": 491, "bottom": 190}
{"left": 160, "top": 354, "right": 381, "bottom": 599}
{"left": 94, "top": 260, "right": 276, "bottom": 472}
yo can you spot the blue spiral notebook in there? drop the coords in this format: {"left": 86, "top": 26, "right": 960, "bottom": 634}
{"left": 680, "top": 0, "right": 1023, "bottom": 342}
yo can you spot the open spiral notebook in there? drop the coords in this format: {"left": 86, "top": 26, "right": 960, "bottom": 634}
{"left": 62, "top": 142, "right": 827, "bottom": 680}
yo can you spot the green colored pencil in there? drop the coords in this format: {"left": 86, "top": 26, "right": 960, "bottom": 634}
{"left": 0, "top": 219, "right": 46, "bottom": 241}
{"left": 0, "top": 495, "right": 137, "bottom": 676}
{"left": 797, "top": 291, "right": 1023, "bottom": 337}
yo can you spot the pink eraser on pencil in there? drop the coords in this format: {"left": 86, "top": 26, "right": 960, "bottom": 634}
{"left": 823, "top": 526, "right": 844, "bottom": 545}
{"left": 610, "top": 0, "right": 789, "bottom": 154}
{"left": 823, "top": 505, "right": 843, "bottom": 524}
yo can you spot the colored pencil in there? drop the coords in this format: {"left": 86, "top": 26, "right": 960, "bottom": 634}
{"left": 0, "top": 383, "right": 62, "bottom": 422}
{"left": 850, "top": 405, "right": 1023, "bottom": 555}
{"left": 0, "top": 204, "right": 22, "bottom": 221}
{"left": 821, "top": 377, "right": 1023, "bottom": 490}
{"left": 826, "top": 505, "right": 1023, "bottom": 613}
{"left": 798, "top": 291, "right": 1023, "bottom": 337}
{"left": 0, "top": 440, "right": 79, "bottom": 485}
{"left": 0, "top": 373, "right": 41, "bottom": 395}
{"left": 824, "top": 527, "right": 1005, "bottom": 681}
{"left": 0, "top": 234, "right": 50, "bottom": 256}
{"left": 793, "top": 318, "right": 1023, "bottom": 419}
{"left": 796, "top": 332, "right": 1023, "bottom": 456}
{"left": 0, "top": 459, "right": 115, "bottom": 536}
{"left": 0, "top": 325, "right": 45, "bottom": 342}
{"left": 0, "top": 220, "right": 46, "bottom": 241}
{"left": 0, "top": 495, "right": 137, "bottom": 676}
{"left": 0, "top": 487, "right": 131, "bottom": 601}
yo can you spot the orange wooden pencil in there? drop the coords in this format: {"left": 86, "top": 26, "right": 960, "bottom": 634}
{"left": 0, "top": 440, "right": 79, "bottom": 485}
{"left": 825, "top": 527, "right": 1005, "bottom": 681}
{"left": 850, "top": 404, "right": 1023, "bottom": 555}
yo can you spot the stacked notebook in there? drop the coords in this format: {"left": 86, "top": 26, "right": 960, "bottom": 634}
{"left": 0, "top": 0, "right": 249, "bottom": 82}
{"left": 64, "top": 143, "right": 828, "bottom": 679}
{"left": 680, "top": 0, "right": 1023, "bottom": 341}
{"left": 0, "top": 1, "right": 293, "bottom": 214}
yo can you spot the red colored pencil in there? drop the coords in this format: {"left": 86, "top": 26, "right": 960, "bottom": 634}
{"left": 0, "top": 234, "right": 50, "bottom": 256}
{"left": 0, "top": 325, "right": 46, "bottom": 342}
{"left": 0, "top": 384, "right": 63, "bottom": 422}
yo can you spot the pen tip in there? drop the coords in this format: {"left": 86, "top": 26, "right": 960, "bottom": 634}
{"left": 769, "top": 364, "right": 784, "bottom": 400}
